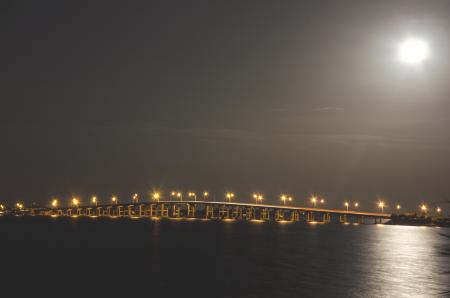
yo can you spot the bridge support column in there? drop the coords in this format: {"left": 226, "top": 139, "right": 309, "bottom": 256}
{"left": 323, "top": 213, "right": 331, "bottom": 223}
{"left": 219, "top": 206, "right": 230, "bottom": 218}
{"left": 340, "top": 215, "right": 347, "bottom": 223}
{"left": 246, "top": 207, "right": 254, "bottom": 220}
{"left": 206, "top": 205, "right": 215, "bottom": 219}
{"left": 139, "top": 204, "right": 146, "bottom": 217}
{"left": 306, "top": 212, "right": 314, "bottom": 222}
{"left": 232, "top": 207, "right": 242, "bottom": 219}
{"left": 160, "top": 204, "right": 169, "bottom": 217}
{"left": 275, "top": 210, "right": 284, "bottom": 221}
{"left": 172, "top": 205, "right": 181, "bottom": 217}
{"left": 260, "top": 208, "right": 270, "bottom": 220}
{"left": 187, "top": 204, "right": 195, "bottom": 217}
{"left": 290, "top": 211, "right": 300, "bottom": 221}
{"left": 117, "top": 206, "right": 124, "bottom": 217}
{"left": 126, "top": 205, "right": 133, "bottom": 217}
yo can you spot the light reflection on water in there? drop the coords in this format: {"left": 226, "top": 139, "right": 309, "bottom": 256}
{"left": 0, "top": 216, "right": 449, "bottom": 296}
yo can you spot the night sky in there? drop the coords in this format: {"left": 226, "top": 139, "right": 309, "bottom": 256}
{"left": 1, "top": 1, "right": 449, "bottom": 210}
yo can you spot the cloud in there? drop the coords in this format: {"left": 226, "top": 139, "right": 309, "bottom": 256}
{"left": 312, "top": 106, "right": 345, "bottom": 112}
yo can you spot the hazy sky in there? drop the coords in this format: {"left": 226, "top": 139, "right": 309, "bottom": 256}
{"left": 1, "top": 1, "right": 449, "bottom": 211}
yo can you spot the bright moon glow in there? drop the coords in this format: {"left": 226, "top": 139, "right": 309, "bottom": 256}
{"left": 398, "top": 38, "right": 429, "bottom": 64}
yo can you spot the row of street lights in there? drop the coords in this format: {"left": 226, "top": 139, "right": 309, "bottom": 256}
{"left": 1, "top": 193, "right": 444, "bottom": 215}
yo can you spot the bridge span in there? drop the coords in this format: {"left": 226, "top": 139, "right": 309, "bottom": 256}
{"left": 38, "top": 201, "right": 391, "bottom": 224}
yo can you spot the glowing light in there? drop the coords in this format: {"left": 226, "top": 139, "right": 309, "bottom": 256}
{"left": 203, "top": 191, "right": 209, "bottom": 197}
{"left": 396, "top": 204, "right": 401, "bottom": 210}
{"left": 421, "top": 204, "right": 427, "bottom": 212}
{"left": 378, "top": 201, "right": 385, "bottom": 213}
{"left": 111, "top": 196, "right": 117, "bottom": 204}
{"left": 16, "top": 202, "right": 24, "bottom": 210}
{"left": 226, "top": 192, "right": 235, "bottom": 202}
{"left": 51, "top": 199, "right": 58, "bottom": 208}
{"left": 153, "top": 192, "right": 160, "bottom": 201}
{"left": 354, "top": 202, "right": 359, "bottom": 208}
{"left": 0, "top": 204, "right": 4, "bottom": 210}
{"left": 72, "top": 198, "right": 79, "bottom": 207}
{"left": 398, "top": 38, "right": 429, "bottom": 64}
{"left": 132, "top": 193, "right": 139, "bottom": 202}
{"left": 436, "top": 207, "right": 442, "bottom": 213}
{"left": 92, "top": 196, "right": 97, "bottom": 204}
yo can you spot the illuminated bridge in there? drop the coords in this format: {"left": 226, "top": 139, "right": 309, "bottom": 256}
{"left": 37, "top": 201, "right": 391, "bottom": 224}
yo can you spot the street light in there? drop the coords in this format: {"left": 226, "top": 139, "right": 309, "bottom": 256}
{"left": 177, "top": 192, "right": 182, "bottom": 201}
{"left": 111, "top": 196, "right": 118, "bottom": 205}
{"left": 378, "top": 201, "right": 385, "bottom": 213}
{"left": 132, "top": 193, "right": 139, "bottom": 203}
{"left": 344, "top": 201, "right": 349, "bottom": 212}
{"left": 72, "top": 198, "right": 79, "bottom": 207}
{"left": 226, "top": 192, "right": 234, "bottom": 202}
{"left": 354, "top": 202, "right": 359, "bottom": 208}
{"left": 420, "top": 204, "right": 427, "bottom": 214}
{"left": 203, "top": 191, "right": 209, "bottom": 201}
{"left": 253, "top": 193, "right": 258, "bottom": 204}
{"left": 188, "top": 192, "right": 197, "bottom": 201}
{"left": 436, "top": 207, "right": 442, "bottom": 214}
{"left": 0, "top": 204, "right": 4, "bottom": 211}
{"left": 153, "top": 192, "right": 160, "bottom": 202}
{"left": 311, "top": 196, "right": 317, "bottom": 208}
{"left": 51, "top": 199, "right": 58, "bottom": 208}
{"left": 320, "top": 199, "right": 325, "bottom": 204}
{"left": 257, "top": 195, "right": 263, "bottom": 204}
{"left": 92, "top": 196, "right": 97, "bottom": 206}
{"left": 281, "top": 195, "right": 287, "bottom": 206}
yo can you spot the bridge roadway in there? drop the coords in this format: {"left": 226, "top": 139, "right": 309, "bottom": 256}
{"left": 39, "top": 200, "right": 391, "bottom": 224}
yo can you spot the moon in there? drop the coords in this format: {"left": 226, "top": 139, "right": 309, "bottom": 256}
{"left": 397, "top": 38, "right": 429, "bottom": 65}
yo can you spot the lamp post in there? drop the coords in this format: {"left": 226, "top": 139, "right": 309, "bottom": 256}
{"left": 378, "top": 201, "right": 385, "bottom": 213}
{"left": 396, "top": 204, "right": 401, "bottom": 215}
{"left": 132, "top": 193, "right": 139, "bottom": 204}
{"left": 51, "top": 199, "right": 58, "bottom": 208}
{"left": 257, "top": 195, "right": 263, "bottom": 204}
{"left": 92, "top": 196, "right": 97, "bottom": 206}
{"left": 177, "top": 192, "right": 182, "bottom": 201}
{"left": 344, "top": 202, "right": 349, "bottom": 212}
{"left": 188, "top": 192, "right": 197, "bottom": 201}
{"left": 153, "top": 192, "right": 160, "bottom": 202}
{"left": 226, "top": 192, "right": 234, "bottom": 202}
{"left": 72, "top": 198, "right": 79, "bottom": 207}
{"left": 311, "top": 196, "right": 317, "bottom": 208}
{"left": 354, "top": 202, "right": 359, "bottom": 209}
{"left": 203, "top": 191, "right": 209, "bottom": 201}
{"left": 111, "top": 196, "right": 118, "bottom": 205}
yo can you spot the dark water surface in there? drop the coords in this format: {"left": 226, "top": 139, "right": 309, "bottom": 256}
{"left": 1, "top": 216, "right": 449, "bottom": 297}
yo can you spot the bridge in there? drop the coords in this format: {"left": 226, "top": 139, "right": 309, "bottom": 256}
{"left": 37, "top": 200, "right": 391, "bottom": 224}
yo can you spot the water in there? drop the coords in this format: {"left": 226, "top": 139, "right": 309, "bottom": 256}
{"left": 1, "top": 216, "right": 449, "bottom": 297}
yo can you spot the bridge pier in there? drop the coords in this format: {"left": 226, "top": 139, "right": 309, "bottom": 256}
{"left": 246, "top": 207, "right": 254, "bottom": 220}
{"left": 205, "top": 205, "right": 215, "bottom": 219}
{"left": 275, "top": 209, "right": 285, "bottom": 221}
{"left": 187, "top": 204, "right": 195, "bottom": 217}
{"left": 291, "top": 211, "right": 300, "bottom": 221}
{"left": 219, "top": 206, "right": 230, "bottom": 218}
{"left": 232, "top": 207, "right": 242, "bottom": 219}
{"left": 260, "top": 208, "right": 270, "bottom": 220}
{"left": 172, "top": 204, "right": 181, "bottom": 217}
{"left": 323, "top": 213, "right": 331, "bottom": 223}
{"left": 340, "top": 215, "right": 347, "bottom": 223}
{"left": 306, "top": 212, "right": 314, "bottom": 222}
